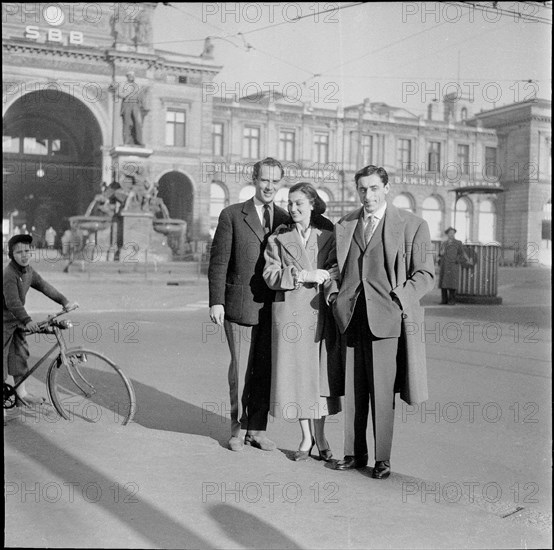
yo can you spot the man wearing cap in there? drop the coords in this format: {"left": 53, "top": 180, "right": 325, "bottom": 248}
{"left": 3, "top": 234, "right": 77, "bottom": 407}
{"left": 438, "top": 227, "right": 465, "bottom": 305}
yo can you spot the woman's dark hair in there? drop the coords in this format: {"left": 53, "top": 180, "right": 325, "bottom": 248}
{"left": 288, "top": 182, "right": 332, "bottom": 229}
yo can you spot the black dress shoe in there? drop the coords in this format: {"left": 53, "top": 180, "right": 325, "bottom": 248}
{"left": 372, "top": 460, "right": 391, "bottom": 479}
{"left": 333, "top": 455, "right": 368, "bottom": 470}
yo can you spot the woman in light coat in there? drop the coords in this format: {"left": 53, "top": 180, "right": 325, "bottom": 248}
{"left": 263, "top": 182, "right": 344, "bottom": 461}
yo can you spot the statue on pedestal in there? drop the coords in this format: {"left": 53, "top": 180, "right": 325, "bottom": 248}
{"left": 109, "top": 71, "right": 149, "bottom": 146}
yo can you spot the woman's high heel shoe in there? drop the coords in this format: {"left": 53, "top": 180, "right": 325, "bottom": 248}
{"left": 293, "top": 437, "right": 315, "bottom": 461}
{"left": 315, "top": 439, "right": 333, "bottom": 462}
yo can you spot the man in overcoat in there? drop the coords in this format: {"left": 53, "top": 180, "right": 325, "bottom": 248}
{"left": 326, "top": 165, "right": 435, "bottom": 478}
{"left": 438, "top": 227, "right": 465, "bottom": 305}
{"left": 208, "top": 157, "right": 290, "bottom": 452}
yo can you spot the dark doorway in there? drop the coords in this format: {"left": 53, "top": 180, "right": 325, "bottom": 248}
{"left": 3, "top": 90, "right": 103, "bottom": 243}
{"left": 157, "top": 171, "right": 193, "bottom": 228}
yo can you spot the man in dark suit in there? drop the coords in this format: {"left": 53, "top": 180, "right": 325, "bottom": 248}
{"left": 326, "top": 165, "right": 434, "bottom": 478}
{"left": 208, "top": 157, "right": 290, "bottom": 452}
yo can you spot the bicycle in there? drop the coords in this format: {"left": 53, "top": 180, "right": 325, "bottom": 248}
{"left": 3, "top": 305, "right": 136, "bottom": 425}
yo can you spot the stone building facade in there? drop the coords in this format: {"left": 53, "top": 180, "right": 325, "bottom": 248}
{"left": 3, "top": 2, "right": 221, "bottom": 244}
{"left": 3, "top": 3, "right": 551, "bottom": 263}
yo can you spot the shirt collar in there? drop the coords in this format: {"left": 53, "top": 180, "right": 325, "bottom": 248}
{"left": 10, "top": 260, "right": 28, "bottom": 274}
{"left": 253, "top": 197, "right": 273, "bottom": 210}
{"left": 363, "top": 202, "right": 387, "bottom": 221}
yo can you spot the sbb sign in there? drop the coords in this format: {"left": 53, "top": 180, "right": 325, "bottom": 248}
{"left": 24, "top": 26, "right": 83, "bottom": 45}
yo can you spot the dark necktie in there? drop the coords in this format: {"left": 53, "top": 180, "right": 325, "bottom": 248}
{"left": 263, "top": 204, "right": 271, "bottom": 234}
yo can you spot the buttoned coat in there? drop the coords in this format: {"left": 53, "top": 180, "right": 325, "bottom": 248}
{"left": 263, "top": 220, "right": 344, "bottom": 419}
{"left": 208, "top": 198, "right": 290, "bottom": 326}
{"left": 438, "top": 238, "right": 465, "bottom": 289}
{"left": 327, "top": 204, "right": 435, "bottom": 405}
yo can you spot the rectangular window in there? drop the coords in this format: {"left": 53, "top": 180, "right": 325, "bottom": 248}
{"left": 242, "top": 126, "right": 260, "bottom": 159}
{"left": 314, "top": 133, "right": 329, "bottom": 164}
{"left": 3, "top": 135, "right": 20, "bottom": 153}
{"left": 279, "top": 130, "right": 295, "bottom": 162}
{"left": 23, "top": 137, "right": 49, "bottom": 155}
{"left": 361, "top": 134, "right": 373, "bottom": 166}
{"left": 427, "top": 141, "right": 441, "bottom": 172}
{"left": 457, "top": 144, "right": 470, "bottom": 175}
{"left": 166, "top": 110, "right": 186, "bottom": 147}
{"left": 397, "top": 138, "right": 412, "bottom": 169}
{"left": 484, "top": 146, "right": 497, "bottom": 178}
{"left": 212, "top": 122, "right": 224, "bottom": 156}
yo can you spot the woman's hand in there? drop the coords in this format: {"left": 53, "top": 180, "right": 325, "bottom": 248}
{"left": 303, "top": 269, "right": 330, "bottom": 285}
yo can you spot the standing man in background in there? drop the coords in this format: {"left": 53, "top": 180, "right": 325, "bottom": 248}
{"left": 208, "top": 158, "right": 290, "bottom": 452}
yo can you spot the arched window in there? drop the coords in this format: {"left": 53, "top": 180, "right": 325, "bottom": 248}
{"left": 453, "top": 197, "right": 472, "bottom": 242}
{"left": 238, "top": 185, "right": 255, "bottom": 202}
{"left": 422, "top": 196, "right": 443, "bottom": 240}
{"left": 478, "top": 199, "right": 496, "bottom": 243}
{"left": 393, "top": 193, "right": 415, "bottom": 213}
{"left": 210, "top": 182, "right": 228, "bottom": 225}
{"left": 460, "top": 107, "right": 468, "bottom": 122}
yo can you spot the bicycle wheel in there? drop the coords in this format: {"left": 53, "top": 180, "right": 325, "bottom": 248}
{"left": 47, "top": 349, "right": 136, "bottom": 425}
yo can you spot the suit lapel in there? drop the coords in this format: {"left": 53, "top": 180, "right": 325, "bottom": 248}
{"left": 336, "top": 208, "right": 362, "bottom": 269}
{"left": 273, "top": 205, "right": 290, "bottom": 231}
{"left": 242, "top": 198, "right": 264, "bottom": 242}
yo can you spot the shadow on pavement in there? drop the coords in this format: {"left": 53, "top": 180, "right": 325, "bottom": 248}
{"left": 129, "top": 378, "right": 230, "bottom": 446}
{"left": 5, "top": 422, "right": 213, "bottom": 549}
{"left": 26, "top": 359, "right": 231, "bottom": 447}
{"left": 208, "top": 503, "right": 303, "bottom": 549}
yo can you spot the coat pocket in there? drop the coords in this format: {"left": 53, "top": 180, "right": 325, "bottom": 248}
{"left": 224, "top": 283, "right": 243, "bottom": 322}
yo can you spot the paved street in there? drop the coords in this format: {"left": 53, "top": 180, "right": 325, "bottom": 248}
{"left": 4, "top": 259, "right": 552, "bottom": 549}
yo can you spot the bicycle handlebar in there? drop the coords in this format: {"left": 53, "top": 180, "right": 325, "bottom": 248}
{"left": 25, "top": 305, "right": 79, "bottom": 334}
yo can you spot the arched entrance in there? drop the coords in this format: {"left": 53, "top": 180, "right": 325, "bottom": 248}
{"left": 3, "top": 90, "right": 103, "bottom": 244}
{"left": 157, "top": 171, "right": 193, "bottom": 229}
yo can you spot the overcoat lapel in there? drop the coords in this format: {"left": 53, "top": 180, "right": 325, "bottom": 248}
{"left": 382, "top": 205, "right": 404, "bottom": 290}
{"left": 242, "top": 198, "right": 264, "bottom": 242}
{"left": 336, "top": 207, "right": 362, "bottom": 269}
{"left": 277, "top": 225, "right": 315, "bottom": 271}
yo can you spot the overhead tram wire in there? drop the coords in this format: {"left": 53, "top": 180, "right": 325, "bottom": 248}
{"left": 306, "top": 18, "right": 450, "bottom": 85}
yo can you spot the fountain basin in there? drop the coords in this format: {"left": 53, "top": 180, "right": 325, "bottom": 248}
{"left": 70, "top": 215, "right": 112, "bottom": 233}
{"left": 153, "top": 218, "right": 187, "bottom": 236}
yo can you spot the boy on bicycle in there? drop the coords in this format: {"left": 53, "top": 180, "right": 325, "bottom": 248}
{"left": 4, "top": 234, "right": 77, "bottom": 407}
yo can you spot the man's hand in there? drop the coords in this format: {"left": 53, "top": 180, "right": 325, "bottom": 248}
{"left": 303, "top": 269, "right": 330, "bottom": 285}
{"left": 328, "top": 292, "right": 338, "bottom": 305}
{"left": 63, "top": 302, "right": 79, "bottom": 312}
{"left": 25, "top": 321, "right": 40, "bottom": 333}
{"left": 327, "top": 265, "right": 340, "bottom": 280}
{"left": 209, "top": 305, "right": 225, "bottom": 326}
{"left": 391, "top": 293, "right": 402, "bottom": 310}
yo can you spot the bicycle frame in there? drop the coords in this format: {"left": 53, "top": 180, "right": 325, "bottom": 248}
{"left": 12, "top": 325, "right": 71, "bottom": 391}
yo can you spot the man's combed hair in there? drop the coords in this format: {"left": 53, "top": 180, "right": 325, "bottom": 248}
{"left": 252, "top": 157, "right": 284, "bottom": 182}
{"left": 354, "top": 165, "right": 389, "bottom": 187}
